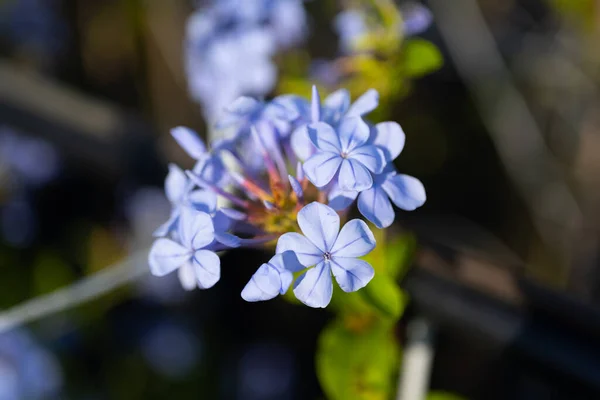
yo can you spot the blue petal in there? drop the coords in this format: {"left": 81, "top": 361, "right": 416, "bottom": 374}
{"left": 214, "top": 97, "right": 261, "bottom": 129}
{"left": 165, "top": 164, "right": 188, "bottom": 204}
{"left": 303, "top": 151, "right": 342, "bottom": 188}
{"left": 349, "top": 144, "right": 385, "bottom": 174}
{"left": 311, "top": 85, "right": 321, "bottom": 123}
{"left": 293, "top": 261, "right": 333, "bottom": 308}
{"left": 346, "top": 89, "right": 379, "bottom": 117}
{"left": 153, "top": 210, "right": 179, "bottom": 237}
{"left": 338, "top": 117, "right": 370, "bottom": 153}
{"left": 323, "top": 89, "right": 350, "bottom": 123}
{"left": 276, "top": 232, "right": 323, "bottom": 267}
{"left": 328, "top": 184, "right": 358, "bottom": 210}
{"left": 381, "top": 174, "right": 427, "bottom": 211}
{"left": 215, "top": 232, "right": 241, "bottom": 248}
{"left": 241, "top": 263, "right": 282, "bottom": 302}
{"left": 400, "top": 3, "right": 433, "bottom": 36}
{"left": 270, "top": 250, "right": 305, "bottom": 273}
{"left": 288, "top": 175, "right": 304, "bottom": 200}
{"left": 170, "top": 127, "right": 207, "bottom": 160}
{"left": 370, "top": 122, "right": 405, "bottom": 162}
{"left": 338, "top": 158, "right": 373, "bottom": 191}
{"left": 357, "top": 186, "right": 395, "bottom": 228}
{"left": 307, "top": 122, "right": 341, "bottom": 152}
{"left": 192, "top": 154, "right": 227, "bottom": 186}
{"left": 178, "top": 208, "right": 214, "bottom": 250}
{"left": 187, "top": 189, "right": 217, "bottom": 214}
{"left": 178, "top": 262, "right": 197, "bottom": 291}
{"left": 192, "top": 249, "right": 220, "bottom": 289}
{"left": 149, "top": 239, "right": 190, "bottom": 276}
{"left": 291, "top": 125, "right": 315, "bottom": 161}
{"left": 297, "top": 202, "right": 340, "bottom": 253}
{"left": 330, "top": 257, "right": 374, "bottom": 292}
{"left": 330, "top": 219, "right": 376, "bottom": 257}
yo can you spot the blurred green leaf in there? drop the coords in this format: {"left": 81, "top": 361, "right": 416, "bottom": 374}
{"left": 427, "top": 391, "right": 468, "bottom": 400}
{"left": 33, "top": 250, "right": 75, "bottom": 295}
{"left": 317, "top": 318, "right": 400, "bottom": 400}
{"left": 359, "top": 273, "right": 407, "bottom": 320}
{"left": 403, "top": 39, "right": 443, "bottom": 78}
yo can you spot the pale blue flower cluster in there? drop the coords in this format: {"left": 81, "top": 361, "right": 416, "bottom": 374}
{"left": 149, "top": 86, "right": 425, "bottom": 308}
{"left": 185, "top": 0, "right": 308, "bottom": 122}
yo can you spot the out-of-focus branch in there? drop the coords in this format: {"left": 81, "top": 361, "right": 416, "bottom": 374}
{"left": 396, "top": 318, "right": 435, "bottom": 400}
{"left": 429, "top": 0, "right": 583, "bottom": 269}
{"left": 0, "top": 250, "right": 149, "bottom": 333}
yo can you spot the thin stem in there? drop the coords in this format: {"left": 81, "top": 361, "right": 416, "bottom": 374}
{"left": 0, "top": 250, "right": 150, "bottom": 333}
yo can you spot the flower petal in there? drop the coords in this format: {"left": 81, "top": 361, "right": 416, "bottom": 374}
{"left": 311, "top": 85, "right": 321, "bottom": 123}
{"left": 170, "top": 126, "right": 207, "bottom": 160}
{"left": 303, "top": 151, "right": 342, "bottom": 188}
{"left": 152, "top": 210, "right": 179, "bottom": 237}
{"left": 192, "top": 249, "right": 220, "bottom": 289}
{"left": 330, "top": 257, "right": 374, "bottom": 292}
{"left": 330, "top": 219, "right": 376, "bottom": 257}
{"left": 187, "top": 189, "right": 217, "bottom": 214}
{"left": 338, "top": 158, "right": 373, "bottom": 191}
{"left": 276, "top": 232, "right": 322, "bottom": 267}
{"left": 346, "top": 89, "right": 379, "bottom": 117}
{"left": 328, "top": 184, "right": 358, "bottom": 210}
{"left": 215, "top": 232, "right": 241, "bottom": 248}
{"left": 291, "top": 125, "right": 315, "bottom": 161}
{"left": 293, "top": 261, "right": 333, "bottom": 308}
{"left": 165, "top": 164, "right": 187, "bottom": 204}
{"left": 178, "top": 208, "right": 215, "bottom": 250}
{"left": 338, "top": 117, "right": 370, "bottom": 153}
{"left": 382, "top": 174, "right": 427, "bottom": 211}
{"left": 192, "top": 155, "right": 227, "bottom": 186}
{"left": 297, "top": 202, "right": 340, "bottom": 253}
{"left": 371, "top": 122, "right": 405, "bottom": 162}
{"left": 357, "top": 186, "right": 395, "bottom": 228}
{"left": 323, "top": 89, "right": 350, "bottom": 123}
{"left": 241, "top": 263, "right": 282, "bottom": 302}
{"left": 349, "top": 144, "right": 385, "bottom": 174}
{"left": 178, "top": 262, "right": 197, "bottom": 291}
{"left": 307, "top": 122, "right": 341, "bottom": 152}
{"left": 148, "top": 239, "right": 190, "bottom": 277}
{"left": 268, "top": 251, "right": 304, "bottom": 294}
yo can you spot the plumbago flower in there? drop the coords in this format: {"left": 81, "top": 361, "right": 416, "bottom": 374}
{"left": 149, "top": 86, "right": 426, "bottom": 307}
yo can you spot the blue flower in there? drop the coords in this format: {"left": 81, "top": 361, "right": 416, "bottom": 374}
{"left": 291, "top": 87, "right": 380, "bottom": 161}
{"left": 400, "top": 3, "right": 433, "bottom": 36}
{"left": 276, "top": 202, "right": 376, "bottom": 308}
{"left": 328, "top": 122, "right": 426, "bottom": 228}
{"left": 334, "top": 9, "right": 367, "bottom": 53}
{"left": 153, "top": 164, "right": 217, "bottom": 237}
{"left": 149, "top": 208, "right": 221, "bottom": 290}
{"left": 303, "top": 117, "right": 385, "bottom": 191}
{"left": 241, "top": 251, "right": 303, "bottom": 302}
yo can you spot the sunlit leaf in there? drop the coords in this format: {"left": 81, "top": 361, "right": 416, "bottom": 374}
{"left": 427, "top": 391, "right": 468, "bottom": 400}
{"left": 403, "top": 39, "right": 443, "bottom": 77}
{"left": 317, "top": 318, "right": 400, "bottom": 400}
{"left": 359, "top": 273, "right": 407, "bottom": 320}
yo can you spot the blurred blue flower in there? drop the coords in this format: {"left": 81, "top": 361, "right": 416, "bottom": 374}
{"left": 141, "top": 321, "right": 200, "bottom": 379}
{"left": 276, "top": 202, "right": 376, "bottom": 308}
{"left": 400, "top": 2, "right": 433, "bottom": 36}
{"left": 0, "top": 128, "right": 60, "bottom": 188}
{"left": 0, "top": 329, "right": 62, "bottom": 400}
{"left": 0, "top": 198, "right": 36, "bottom": 247}
{"left": 185, "top": 0, "right": 308, "bottom": 123}
{"left": 334, "top": 9, "right": 367, "bottom": 54}
{"left": 237, "top": 342, "right": 295, "bottom": 400}
{"left": 0, "top": 0, "right": 68, "bottom": 64}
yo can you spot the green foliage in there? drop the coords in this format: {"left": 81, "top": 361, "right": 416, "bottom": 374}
{"left": 359, "top": 273, "right": 407, "bottom": 320}
{"left": 427, "top": 391, "right": 468, "bottom": 400}
{"left": 317, "top": 317, "right": 400, "bottom": 400}
{"left": 403, "top": 39, "right": 444, "bottom": 78}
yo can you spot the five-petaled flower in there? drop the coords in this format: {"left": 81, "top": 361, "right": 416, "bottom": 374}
{"left": 276, "top": 202, "right": 376, "bottom": 308}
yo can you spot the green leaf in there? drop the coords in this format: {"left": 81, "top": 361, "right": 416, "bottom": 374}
{"left": 385, "top": 234, "right": 417, "bottom": 280}
{"left": 427, "top": 391, "right": 467, "bottom": 400}
{"left": 317, "top": 318, "right": 400, "bottom": 400}
{"left": 403, "top": 39, "right": 443, "bottom": 77}
{"left": 359, "top": 274, "right": 406, "bottom": 320}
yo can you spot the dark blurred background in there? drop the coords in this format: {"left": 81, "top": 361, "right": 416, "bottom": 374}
{"left": 0, "top": 0, "right": 599, "bottom": 399}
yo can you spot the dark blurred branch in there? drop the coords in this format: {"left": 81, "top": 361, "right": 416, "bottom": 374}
{"left": 429, "top": 0, "right": 584, "bottom": 268}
